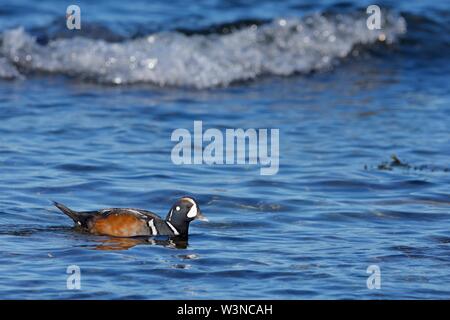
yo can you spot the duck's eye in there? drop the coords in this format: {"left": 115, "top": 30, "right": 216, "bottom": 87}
{"left": 176, "top": 206, "right": 181, "bottom": 211}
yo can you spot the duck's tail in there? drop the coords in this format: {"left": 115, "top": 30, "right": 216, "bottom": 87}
{"left": 53, "top": 201, "right": 82, "bottom": 223}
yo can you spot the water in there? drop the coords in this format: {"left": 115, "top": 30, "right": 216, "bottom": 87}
{"left": 0, "top": 0, "right": 449, "bottom": 299}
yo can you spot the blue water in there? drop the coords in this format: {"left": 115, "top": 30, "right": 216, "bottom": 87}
{"left": 0, "top": 0, "right": 449, "bottom": 299}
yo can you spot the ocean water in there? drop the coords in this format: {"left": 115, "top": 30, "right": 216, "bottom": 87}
{"left": 0, "top": 0, "right": 449, "bottom": 299}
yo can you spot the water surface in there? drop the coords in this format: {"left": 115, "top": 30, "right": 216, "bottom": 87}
{"left": 0, "top": 0, "right": 449, "bottom": 299}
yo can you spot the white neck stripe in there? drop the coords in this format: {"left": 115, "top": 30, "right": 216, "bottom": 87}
{"left": 148, "top": 219, "right": 157, "bottom": 236}
{"left": 166, "top": 221, "right": 180, "bottom": 236}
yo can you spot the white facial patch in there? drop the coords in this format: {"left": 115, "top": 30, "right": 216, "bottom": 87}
{"left": 176, "top": 206, "right": 180, "bottom": 211}
{"left": 182, "top": 197, "right": 198, "bottom": 218}
{"left": 186, "top": 202, "right": 198, "bottom": 218}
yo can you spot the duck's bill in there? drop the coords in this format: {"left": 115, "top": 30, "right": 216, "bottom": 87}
{"left": 196, "top": 210, "right": 208, "bottom": 222}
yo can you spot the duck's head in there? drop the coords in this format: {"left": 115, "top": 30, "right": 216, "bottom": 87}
{"left": 166, "top": 197, "right": 207, "bottom": 236}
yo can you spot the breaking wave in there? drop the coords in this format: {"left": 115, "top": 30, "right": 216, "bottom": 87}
{"left": 0, "top": 11, "right": 406, "bottom": 88}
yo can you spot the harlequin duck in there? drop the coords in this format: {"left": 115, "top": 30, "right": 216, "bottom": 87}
{"left": 53, "top": 197, "right": 207, "bottom": 238}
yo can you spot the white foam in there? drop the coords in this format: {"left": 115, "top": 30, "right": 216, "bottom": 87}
{"left": 0, "top": 57, "right": 22, "bottom": 79}
{"left": 0, "top": 12, "right": 406, "bottom": 87}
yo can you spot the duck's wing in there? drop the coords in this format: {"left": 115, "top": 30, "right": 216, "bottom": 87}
{"left": 54, "top": 202, "right": 162, "bottom": 226}
{"left": 98, "top": 208, "right": 163, "bottom": 220}
{"left": 54, "top": 202, "right": 167, "bottom": 237}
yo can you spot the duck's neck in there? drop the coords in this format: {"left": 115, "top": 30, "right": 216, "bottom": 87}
{"left": 167, "top": 220, "right": 189, "bottom": 237}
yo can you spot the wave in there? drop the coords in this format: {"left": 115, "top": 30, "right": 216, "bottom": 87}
{"left": 0, "top": 11, "right": 406, "bottom": 88}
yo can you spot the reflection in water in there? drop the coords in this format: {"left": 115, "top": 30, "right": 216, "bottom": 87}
{"left": 93, "top": 236, "right": 188, "bottom": 250}
{"left": 0, "top": 224, "right": 188, "bottom": 250}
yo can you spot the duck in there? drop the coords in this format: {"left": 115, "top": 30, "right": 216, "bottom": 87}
{"left": 53, "top": 196, "right": 207, "bottom": 238}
